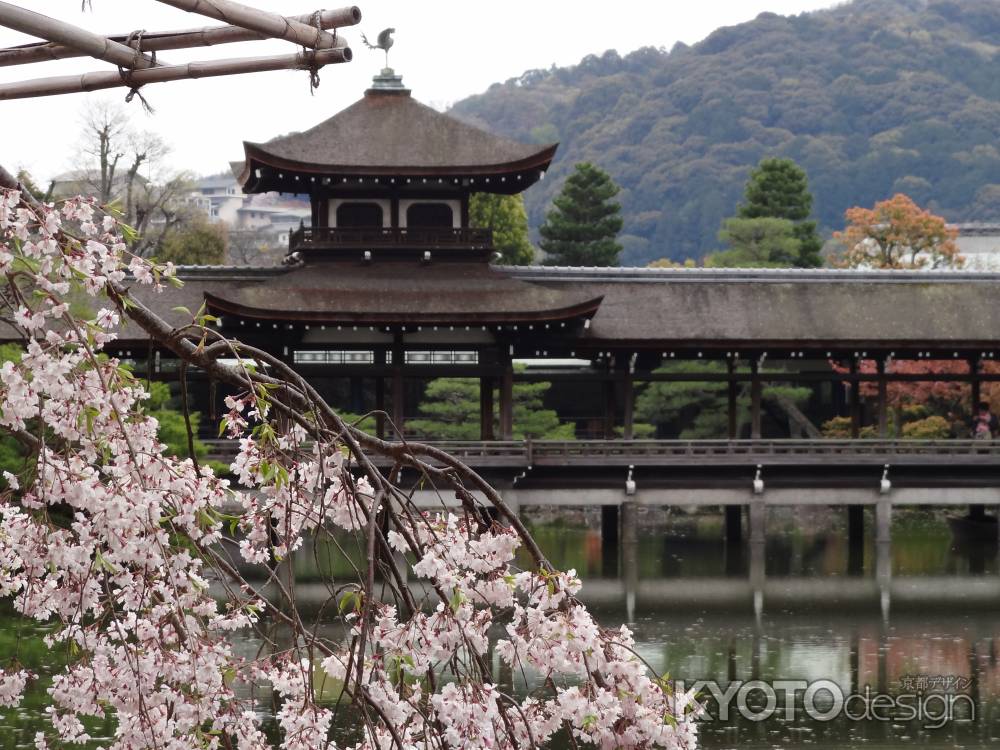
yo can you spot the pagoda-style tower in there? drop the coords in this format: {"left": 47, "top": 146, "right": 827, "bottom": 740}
{"left": 233, "top": 68, "right": 557, "bottom": 262}
{"left": 210, "top": 70, "right": 601, "bottom": 440}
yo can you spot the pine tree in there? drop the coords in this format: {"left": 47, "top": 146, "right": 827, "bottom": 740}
{"left": 406, "top": 374, "right": 575, "bottom": 440}
{"left": 736, "top": 157, "right": 822, "bottom": 267}
{"left": 539, "top": 163, "right": 623, "bottom": 266}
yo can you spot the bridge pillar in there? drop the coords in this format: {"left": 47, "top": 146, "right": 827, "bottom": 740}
{"left": 725, "top": 505, "right": 742, "bottom": 545}
{"left": 847, "top": 505, "right": 864, "bottom": 575}
{"left": 621, "top": 500, "right": 638, "bottom": 622}
{"left": 875, "top": 497, "right": 892, "bottom": 544}
{"left": 876, "top": 539, "right": 892, "bottom": 631}
{"left": 749, "top": 537, "right": 766, "bottom": 624}
{"left": 750, "top": 361, "right": 762, "bottom": 440}
{"left": 601, "top": 505, "right": 620, "bottom": 577}
{"left": 749, "top": 498, "right": 766, "bottom": 545}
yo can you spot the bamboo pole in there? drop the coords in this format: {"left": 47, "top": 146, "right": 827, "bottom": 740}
{"left": 0, "top": 1, "right": 162, "bottom": 69}
{"left": 0, "top": 7, "right": 360, "bottom": 67}
{"left": 0, "top": 46, "right": 351, "bottom": 100}
{"left": 155, "top": 0, "right": 340, "bottom": 50}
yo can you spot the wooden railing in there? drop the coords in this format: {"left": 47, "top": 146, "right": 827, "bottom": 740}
{"left": 204, "top": 438, "right": 1000, "bottom": 468}
{"left": 288, "top": 226, "right": 493, "bottom": 252}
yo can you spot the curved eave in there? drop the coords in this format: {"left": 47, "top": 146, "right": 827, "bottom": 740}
{"left": 204, "top": 291, "right": 603, "bottom": 326}
{"left": 237, "top": 142, "right": 558, "bottom": 193}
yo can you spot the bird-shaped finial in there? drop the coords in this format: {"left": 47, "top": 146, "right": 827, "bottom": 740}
{"left": 361, "top": 27, "right": 396, "bottom": 68}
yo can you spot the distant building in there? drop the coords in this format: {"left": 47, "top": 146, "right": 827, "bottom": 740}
{"left": 186, "top": 172, "right": 310, "bottom": 265}
{"left": 954, "top": 223, "right": 1000, "bottom": 271}
{"left": 189, "top": 173, "right": 244, "bottom": 225}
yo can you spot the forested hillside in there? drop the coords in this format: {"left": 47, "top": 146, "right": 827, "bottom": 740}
{"left": 450, "top": 0, "right": 1000, "bottom": 264}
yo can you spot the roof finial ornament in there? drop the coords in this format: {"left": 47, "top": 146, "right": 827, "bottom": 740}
{"left": 361, "top": 27, "right": 395, "bottom": 69}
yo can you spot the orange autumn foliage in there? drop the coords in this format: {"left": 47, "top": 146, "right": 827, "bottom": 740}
{"left": 831, "top": 359, "right": 1000, "bottom": 413}
{"left": 835, "top": 194, "right": 962, "bottom": 269}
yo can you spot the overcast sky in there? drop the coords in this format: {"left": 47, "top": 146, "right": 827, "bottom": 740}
{"left": 0, "top": 0, "right": 841, "bottom": 183}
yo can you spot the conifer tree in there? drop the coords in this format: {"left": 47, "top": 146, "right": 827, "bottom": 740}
{"left": 539, "top": 162, "right": 623, "bottom": 266}
{"left": 736, "top": 157, "right": 822, "bottom": 267}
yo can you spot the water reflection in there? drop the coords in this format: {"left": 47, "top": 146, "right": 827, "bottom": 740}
{"left": 3, "top": 506, "right": 999, "bottom": 748}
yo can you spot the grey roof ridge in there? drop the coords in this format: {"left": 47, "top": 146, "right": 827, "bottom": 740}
{"left": 500, "top": 265, "right": 1000, "bottom": 283}
{"left": 174, "top": 264, "right": 289, "bottom": 280}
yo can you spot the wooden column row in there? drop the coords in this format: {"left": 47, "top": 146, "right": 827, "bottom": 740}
{"left": 250, "top": 353, "right": 990, "bottom": 443}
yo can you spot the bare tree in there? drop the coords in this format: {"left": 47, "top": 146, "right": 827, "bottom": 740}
{"left": 64, "top": 100, "right": 202, "bottom": 257}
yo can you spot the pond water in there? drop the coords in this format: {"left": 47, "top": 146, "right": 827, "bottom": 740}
{"left": 3, "top": 505, "right": 999, "bottom": 749}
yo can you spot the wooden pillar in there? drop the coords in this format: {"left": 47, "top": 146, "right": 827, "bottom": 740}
{"left": 391, "top": 336, "right": 404, "bottom": 437}
{"left": 603, "top": 364, "right": 617, "bottom": 440}
{"left": 374, "top": 377, "right": 386, "bottom": 439}
{"left": 622, "top": 370, "right": 634, "bottom": 440}
{"left": 601, "top": 505, "right": 619, "bottom": 577}
{"left": 480, "top": 376, "right": 495, "bottom": 441}
{"left": 460, "top": 193, "right": 470, "bottom": 229}
{"left": 499, "top": 362, "right": 514, "bottom": 441}
{"left": 849, "top": 359, "right": 860, "bottom": 440}
{"left": 727, "top": 359, "right": 738, "bottom": 440}
{"left": 876, "top": 359, "right": 888, "bottom": 438}
{"left": 349, "top": 376, "right": 364, "bottom": 414}
{"left": 390, "top": 191, "right": 399, "bottom": 230}
{"left": 750, "top": 360, "right": 762, "bottom": 440}
{"left": 847, "top": 505, "right": 864, "bottom": 575}
{"left": 725, "top": 505, "right": 742, "bottom": 545}
{"left": 970, "top": 356, "right": 982, "bottom": 411}
{"left": 208, "top": 378, "right": 217, "bottom": 422}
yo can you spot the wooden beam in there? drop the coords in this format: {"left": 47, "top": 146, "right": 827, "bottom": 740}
{"left": 155, "top": 0, "right": 341, "bottom": 49}
{"left": 0, "top": 47, "right": 350, "bottom": 101}
{"left": 0, "top": 2, "right": 161, "bottom": 69}
{"left": 0, "top": 7, "right": 358, "bottom": 67}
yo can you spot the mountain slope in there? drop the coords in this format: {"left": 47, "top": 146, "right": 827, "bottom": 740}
{"left": 450, "top": 0, "right": 1000, "bottom": 264}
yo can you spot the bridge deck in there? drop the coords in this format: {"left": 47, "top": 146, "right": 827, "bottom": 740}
{"left": 204, "top": 438, "right": 1000, "bottom": 468}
